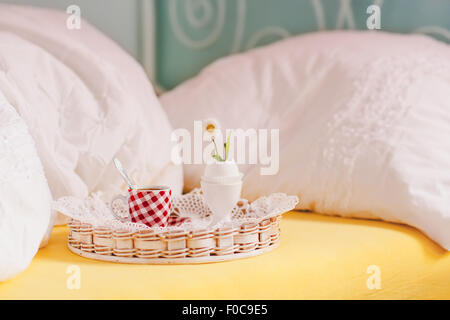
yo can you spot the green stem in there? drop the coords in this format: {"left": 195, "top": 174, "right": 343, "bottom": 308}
{"left": 212, "top": 138, "right": 223, "bottom": 161}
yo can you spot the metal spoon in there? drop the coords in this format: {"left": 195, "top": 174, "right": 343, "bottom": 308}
{"left": 113, "top": 157, "right": 135, "bottom": 190}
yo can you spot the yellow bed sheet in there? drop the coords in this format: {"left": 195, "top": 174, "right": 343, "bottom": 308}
{"left": 1, "top": 212, "right": 449, "bottom": 299}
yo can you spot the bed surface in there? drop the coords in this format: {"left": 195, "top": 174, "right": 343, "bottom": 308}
{"left": 1, "top": 212, "right": 448, "bottom": 299}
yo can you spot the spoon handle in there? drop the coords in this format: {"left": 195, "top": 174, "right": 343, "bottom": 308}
{"left": 113, "top": 158, "right": 135, "bottom": 190}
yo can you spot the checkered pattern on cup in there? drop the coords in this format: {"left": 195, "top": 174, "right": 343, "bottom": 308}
{"left": 128, "top": 188, "right": 172, "bottom": 227}
{"left": 168, "top": 215, "right": 191, "bottom": 227}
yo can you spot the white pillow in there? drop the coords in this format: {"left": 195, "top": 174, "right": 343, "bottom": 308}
{"left": 0, "top": 92, "right": 52, "bottom": 281}
{"left": 0, "top": 4, "right": 183, "bottom": 225}
{"left": 161, "top": 31, "right": 450, "bottom": 249}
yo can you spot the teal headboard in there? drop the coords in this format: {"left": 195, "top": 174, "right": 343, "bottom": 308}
{"left": 149, "top": 0, "right": 450, "bottom": 90}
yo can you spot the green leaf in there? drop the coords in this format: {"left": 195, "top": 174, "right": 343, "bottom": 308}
{"left": 223, "top": 142, "right": 226, "bottom": 160}
{"left": 224, "top": 130, "right": 231, "bottom": 161}
{"left": 212, "top": 154, "right": 224, "bottom": 162}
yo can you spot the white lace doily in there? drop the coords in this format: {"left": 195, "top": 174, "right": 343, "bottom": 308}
{"left": 53, "top": 188, "right": 298, "bottom": 232}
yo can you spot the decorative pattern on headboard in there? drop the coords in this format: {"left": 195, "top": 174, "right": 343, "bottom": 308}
{"left": 142, "top": 0, "right": 450, "bottom": 90}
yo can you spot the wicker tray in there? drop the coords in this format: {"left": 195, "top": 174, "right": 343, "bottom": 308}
{"left": 67, "top": 215, "right": 282, "bottom": 264}
{"left": 58, "top": 189, "right": 298, "bottom": 264}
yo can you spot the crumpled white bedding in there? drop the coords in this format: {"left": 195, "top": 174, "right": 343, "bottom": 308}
{"left": 0, "top": 4, "right": 183, "bottom": 216}
{"left": 0, "top": 4, "right": 182, "bottom": 280}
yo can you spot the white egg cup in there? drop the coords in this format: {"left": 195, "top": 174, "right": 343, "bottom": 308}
{"left": 201, "top": 160, "right": 243, "bottom": 226}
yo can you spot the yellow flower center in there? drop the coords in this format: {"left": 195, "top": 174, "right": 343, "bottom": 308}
{"left": 206, "top": 124, "right": 216, "bottom": 132}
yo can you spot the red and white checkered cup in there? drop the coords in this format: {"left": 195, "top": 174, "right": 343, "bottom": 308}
{"left": 110, "top": 186, "right": 172, "bottom": 228}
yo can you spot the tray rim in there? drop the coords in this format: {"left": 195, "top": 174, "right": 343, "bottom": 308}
{"left": 68, "top": 241, "right": 280, "bottom": 265}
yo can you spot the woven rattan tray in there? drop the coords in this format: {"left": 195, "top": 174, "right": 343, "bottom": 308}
{"left": 67, "top": 215, "right": 282, "bottom": 264}
{"left": 58, "top": 189, "right": 298, "bottom": 264}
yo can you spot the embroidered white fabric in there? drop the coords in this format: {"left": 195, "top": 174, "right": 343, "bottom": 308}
{"left": 0, "top": 92, "right": 53, "bottom": 281}
{"left": 53, "top": 189, "right": 298, "bottom": 232}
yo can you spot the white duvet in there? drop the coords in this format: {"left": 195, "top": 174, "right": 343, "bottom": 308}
{"left": 0, "top": 5, "right": 182, "bottom": 281}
